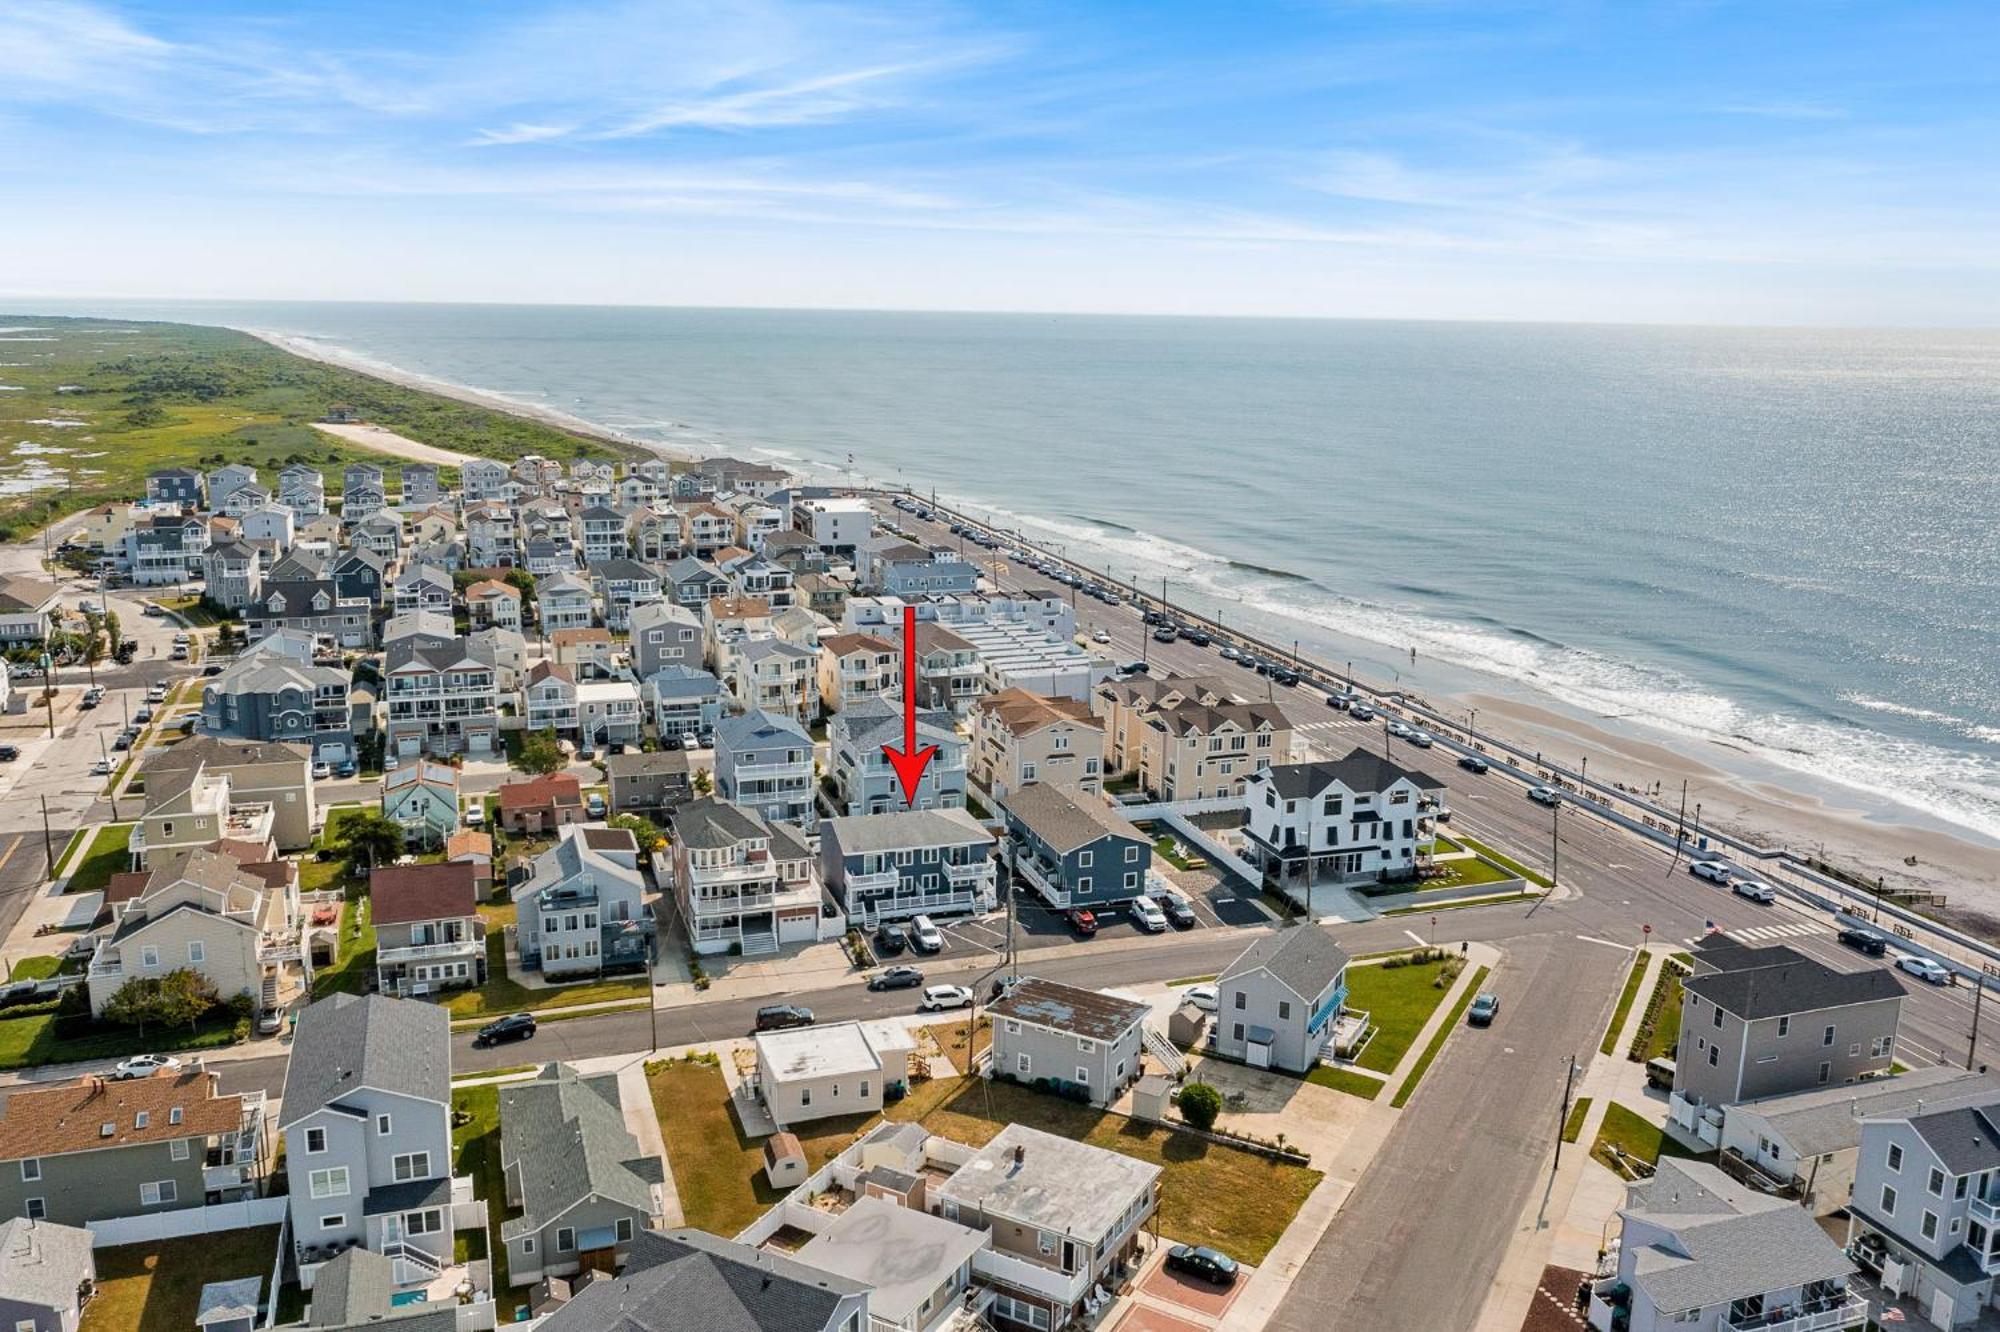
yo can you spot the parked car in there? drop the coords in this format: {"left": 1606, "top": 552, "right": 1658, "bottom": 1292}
{"left": 1405, "top": 730, "right": 1434, "bottom": 748}
{"left": 919, "top": 985, "right": 975, "bottom": 1012}
{"left": 0, "top": 980, "right": 43, "bottom": 1009}
{"left": 867, "top": 966, "right": 926, "bottom": 992}
{"left": 1386, "top": 720, "right": 1411, "bottom": 738}
{"left": 910, "top": 915, "right": 945, "bottom": 953}
{"left": 1165, "top": 1245, "right": 1239, "bottom": 1287}
{"left": 109, "top": 735, "right": 131, "bottom": 752}
{"left": 1467, "top": 993, "right": 1501, "bottom": 1026}
{"left": 132, "top": 705, "right": 153, "bottom": 723}
{"left": 1527, "top": 786, "right": 1562, "bottom": 807}
{"left": 1731, "top": 878, "right": 1776, "bottom": 903}
{"left": 1220, "top": 645, "right": 1241, "bottom": 661}
{"left": 1129, "top": 895, "right": 1168, "bottom": 933}
{"left": 1689, "top": 860, "right": 1733, "bottom": 884}
{"left": 333, "top": 759, "right": 357, "bottom": 779}
{"left": 463, "top": 802, "right": 484, "bottom": 827}
{"left": 111, "top": 1053, "right": 184, "bottom": 1080}
{"left": 311, "top": 761, "right": 331, "bottom": 780}
{"left": 873, "top": 922, "right": 910, "bottom": 956}
{"left": 1899, "top": 956, "right": 1953, "bottom": 986}
{"left": 1158, "top": 891, "right": 1197, "bottom": 929}
{"left": 1350, "top": 704, "right": 1376, "bottom": 722}
{"left": 1151, "top": 626, "right": 1177, "bottom": 643}
{"left": 1323, "top": 692, "right": 1351, "bottom": 710}
{"left": 475, "top": 1013, "right": 537, "bottom": 1046}
{"left": 89, "top": 758, "right": 112, "bottom": 777}
{"left": 1645, "top": 1057, "right": 1677, "bottom": 1091}
{"left": 1837, "top": 927, "right": 1889, "bottom": 957}
{"left": 1092, "top": 629, "right": 1111, "bottom": 644}
{"left": 1183, "top": 983, "right": 1218, "bottom": 1012}
{"left": 0, "top": 745, "right": 18, "bottom": 762}
{"left": 586, "top": 793, "right": 607, "bottom": 819}
{"left": 753, "top": 1004, "right": 815, "bottom": 1032}
{"left": 1457, "top": 755, "right": 1490, "bottom": 774}
{"left": 1183, "top": 629, "right": 1212, "bottom": 647}
{"left": 1066, "top": 908, "right": 1098, "bottom": 936}
{"left": 147, "top": 683, "right": 169, "bottom": 703}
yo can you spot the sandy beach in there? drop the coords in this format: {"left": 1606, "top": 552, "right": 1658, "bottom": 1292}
{"left": 310, "top": 421, "right": 484, "bottom": 468}
{"left": 247, "top": 328, "right": 697, "bottom": 465}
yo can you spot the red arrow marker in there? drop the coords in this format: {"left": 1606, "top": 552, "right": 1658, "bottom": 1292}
{"left": 882, "top": 603, "right": 938, "bottom": 807}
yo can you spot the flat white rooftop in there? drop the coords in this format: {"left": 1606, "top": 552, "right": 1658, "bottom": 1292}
{"left": 757, "top": 1020, "right": 884, "bottom": 1082}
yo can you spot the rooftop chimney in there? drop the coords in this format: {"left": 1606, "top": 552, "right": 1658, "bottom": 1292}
{"left": 1013, "top": 1143, "right": 1026, "bottom": 1167}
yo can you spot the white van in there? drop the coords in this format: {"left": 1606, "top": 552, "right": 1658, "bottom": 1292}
{"left": 1130, "top": 895, "right": 1168, "bottom": 933}
{"left": 910, "top": 915, "right": 945, "bottom": 953}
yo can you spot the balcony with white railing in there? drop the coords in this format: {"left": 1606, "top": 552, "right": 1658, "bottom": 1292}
{"left": 377, "top": 932, "right": 485, "bottom": 968}
{"left": 690, "top": 888, "right": 778, "bottom": 916}
{"left": 1969, "top": 1190, "right": 2000, "bottom": 1229}
{"left": 1724, "top": 1293, "right": 1869, "bottom": 1332}
{"left": 972, "top": 1246, "right": 1088, "bottom": 1307}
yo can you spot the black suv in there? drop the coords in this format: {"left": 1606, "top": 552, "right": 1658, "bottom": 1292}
{"left": 475, "top": 1013, "right": 537, "bottom": 1046}
{"left": 1160, "top": 893, "right": 1198, "bottom": 929}
{"left": 754, "top": 1004, "right": 816, "bottom": 1032}
{"left": 1837, "top": 927, "right": 1889, "bottom": 957}
{"left": 874, "top": 923, "right": 910, "bottom": 956}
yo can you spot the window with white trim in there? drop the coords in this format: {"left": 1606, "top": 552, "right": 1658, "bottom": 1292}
{"left": 393, "top": 1152, "right": 431, "bottom": 1182}
{"left": 616, "top": 1217, "right": 635, "bottom": 1242}
{"left": 556, "top": 1227, "right": 576, "bottom": 1253}
{"left": 308, "top": 1167, "right": 350, "bottom": 1199}
{"left": 19, "top": 1159, "right": 39, "bottom": 1182}
{"left": 24, "top": 1198, "right": 45, "bottom": 1221}
{"left": 140, "top": 1180, "right": 177, "bottom": 1206}
{"left": 170, "top": 1138, "right": 189, "bottom": 1161}
{"left": 304, "top": 1127, "right": 327, "bottom": 1154}
{"left": 320, "top": 1214, "right": 345, "bottom": 1230}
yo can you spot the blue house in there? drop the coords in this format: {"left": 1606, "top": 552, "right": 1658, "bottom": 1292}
{"left": 1000, "top": 782, "right": 1152, "bottom": 909}
{"left": 714, "top": 710, "right": 815, "bottom": 830}
{"left": 145, "top": 466, "right": 204, "bottom": 507}
{"left": 641, "top": 665, "right": 725, "bottom": 743}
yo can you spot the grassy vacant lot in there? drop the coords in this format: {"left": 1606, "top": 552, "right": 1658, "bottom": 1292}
{"left": 1346, "top": 955, "right": 1463, "bottom": 1074}
{"left": 81, "top": 1225, "right": 278, "bottom": 1332}
{"left": 1601, "top": 957, "right": 1651, "bottom": 1056}
{"left": 1454, "top": 834, "right": 1554, "bottom": 889}
{"left": 0, "top": 316, "right": 645, "bottom": 538}
{"left": 451, "top": 1084, "right": 524, "bottom": 1321}
{"left": 65, "top": 822, "right": 133, "bottom": 893}
{"left": 1390, "top": 964, "right": 1489, "bottom": 1109}
{"left": 885, "top": 1077, "right": 1320, "bottom": 1264}
{"left": 1589, "top": 1101, "right": 1702, "bottom": 1175}
{"left": 1418, "top": 853, "right": 1514, "bottom": 890}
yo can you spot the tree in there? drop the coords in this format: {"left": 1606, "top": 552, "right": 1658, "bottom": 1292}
{"left": 156, "top": 968, "right": 220, "bottom": 1033}
{"left": 517, "top": 728, "right": 565, "bottom": 776}
{"left": 609, "top": 813, "right": 666, "bottom": 852}
{"left": 102, "top": 976, "right": 163, "bottom": 1035}
{"left": 337, "top": 810, "right": 406, "bottom": 873}
{"left": 692, "top": 767, "right": 714, "bottom": 797}
{"left": 1177, "top": 1082, "right": 1223, "bottom": 1132}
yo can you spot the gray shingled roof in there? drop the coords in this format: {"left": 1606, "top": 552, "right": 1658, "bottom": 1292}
{"left": 304, "top": 1247, "right": 393, "bottom": 1326}
{"left": 1621, "top": 1160, "right": 1853, "bottom": 1316}
{"left": 1735, "top": 1067, "right": 1996, "bottom": 1161}
{"left": 498, "top": 1064, "right": 662, "bottom": 1241}
{"left": 1906, "top": 1102, "right": 2000, "bottom": 1175}
{"left": 1684, "top": 943, "right": 1906, "bottom": 1020}
{"left": 821, "top": 808, "right": 992, "bottom": 857}
{"left": 989, "top": 977, "right": 1149, "bottom": 1042}
{"left": 1254, "top": 748, "right": 1446, "bottom": 798}
{"left": 0, "top": 1217, "right": 94, "bottom": 1313}
{"left": 672, "top": 796, "right": 774, "bottom": 851}
{"left": 1002, "top": 783, "right": 1145, "bottom": 855}
{"left": 197, "top": 1277, "right": 264, "bottom": 1326}
{"left": 537, "top": 1229, "right": 865, "bottom": 1332}
{"left": 1221, "top": 925, "right": 1351, "bottom": 1002}
{"left": 280, "top": 994, "right": 451, "bottom": 1126}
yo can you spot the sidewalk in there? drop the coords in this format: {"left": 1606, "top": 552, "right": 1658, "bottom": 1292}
{"left": 1475, "top": 946, "right": 1666, "bottom": 1332}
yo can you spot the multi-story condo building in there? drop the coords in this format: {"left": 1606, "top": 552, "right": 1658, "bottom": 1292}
{"left": 464, "top": 578, "right": 524, "bottom": 631}
{"left": 1669, "top": 935, "right": 1906, "bottom": 1134}
{"left": 816, "top": 632, "right": 898, "bottom": 714}
{"left": 369, "top": 862, "right": 486, "bottom": 998}
{"left": 205, "top": 462, "right": 260, "bottom": 512}
{"left": 243, "top": 580, "right": 374, "bottom": 650}
{"left": 671, "top": 797, "right": 834, "bottom": 957}
{"left": 642, "top": 665, "right": 725, "bottom": 743}
{"left": 383, "top": 635, "right": 499, "bottom": 758}
{"left": 535, "top": 571, "right": 595, "bottom": 632}
{"left": 588, "top": 558, "right": 664, "bottom": 631}
{"left": 860, "top": 540, "right": 980, "bottom": 597}
{"left": 1586, "top": 1159, "right": 1864, "bottom": 1332}
{"left": 1002, "top": 784, "right": 1152, "bottom": 910}
{"left": 127, "top": 513, "right": 210, "bottom": 584}
{"left": 715, "top": 711, "right": 817, "bottom": 831}
{"left": 576, "top": 504, "right": 628, "bottom": 564}
{"left": 87, "top": 847, "right": 305, "bottom": 1020}
{"left": 200, "top": 654, "right": 353, "bottom": 762}
{"left": 202, "top": 540, "right": 262, "bottom": 610}
{"left": 0, "top": 1068, "right": 272, "bottom": 1227}
{"left": 146, "top": 465, "right": 204, "bottom": 507}
{"left": 464, "top": 502, "right": 517, "bottom": 567}
{"left": 629, "top": 600, "right": 702, "bottom": 679}
{"left": 390, "top": 562, "right": 453, "bottom": 617}
{"left": 522, "top": 660, "right": 579, "bottom": 735}
{"left": 662, "top": 555, "right": 728, "bottom": 606}
{"left": 1095, "top": 674, "right": 1240, "bottom": 776}
{"left": 512, "top": 825, "right": 650, "bottom": 979}
{"left": 794, "top": 495, "right": 874, "bottom": 554}
{"left": 460, "top": 458, "right": 509, "bottom": 502}
{"left": 278, "top": 994, "right": 472, "bottom": 1292}
{"left": 728, "top": 638, "right": 819, "bottom": 724}
{"left": 399, "top": 463, "right": 439, "bottom": 507}
{"left": 828, "top": 697, "right": 967, "bottom": 817}
{"left": 818, "top": 808, "right": 995, "bottom": 927}
{"left": 1241, "top": 750, "right": 1444, "bottom": 889}
{"left": 277, "top": 463, "right": 326, "bottom": 517}
{"left": 626, "top": 507, "right": 681, "bottom": 562}
{"left": 969, "top": 687, "right": 1103, "bottom": 802}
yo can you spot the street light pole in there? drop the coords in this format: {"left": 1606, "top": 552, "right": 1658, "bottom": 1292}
{"left": 1551, "top": 803, "right": 1562, "bottom": 888}
{"left": 1553, "top": 1053, "right": 1579, "bottom": 1176}
{"left": 1970, "top": 963, "right": 1998, "bottom": 1071}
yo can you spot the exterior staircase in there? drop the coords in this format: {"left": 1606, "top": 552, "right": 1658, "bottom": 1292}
{"left": 738, "top": 921, "right": 780, "bottom": 957}
{"left": 1142, "top": 1026, "right": 1187, "bottom": 1078}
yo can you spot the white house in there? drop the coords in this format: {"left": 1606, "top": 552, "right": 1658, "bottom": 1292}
{"left": 1242, "top": 749, "right": 1446, "bottom": 889}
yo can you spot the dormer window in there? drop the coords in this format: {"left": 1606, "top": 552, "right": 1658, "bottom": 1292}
{"left": 134, "top": 1112, "right": 149, "bottom": 1129}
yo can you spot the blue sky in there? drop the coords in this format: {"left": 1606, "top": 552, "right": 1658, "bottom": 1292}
{"left": 2, "top": 0, "right": 1996, "bottom": 322}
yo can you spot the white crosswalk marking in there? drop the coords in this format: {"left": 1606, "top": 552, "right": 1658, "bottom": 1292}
{"left": 1683, "top": 920, "right": 1824, "bottom": 947}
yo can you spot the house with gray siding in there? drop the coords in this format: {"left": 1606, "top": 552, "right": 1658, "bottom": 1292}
{"left": 498, "top": 1064, "right": 665, "bottom": 1283}
{"left": 278, "top": 994, "right": 466, "bottom": 1291}
{"left": 1001, "top": 783, "right": 1151, "bottom": 910}
{"left": 827, "top": 697, "right": 967, "bottom": 817}
{"left": 369, "top": 862, "right": 485, "bottom": 998}
{"left": 200, "top": 656, "right": 354, "bottom": 762}
{"left": 380, "top": 761, "right": 460, "bottom": 848}
{"left": 535, "top": 1228, "right": 870, "bottom": 1332}
{"left": 605, "top": 750, "right": 692, "bottom": 817}
{"left": 512, "top": 826, "right": 650, "bottom": 979}
{"left": 1845, "top": 1095, "right": 2000, "bottom": 1326}
{"left": 1584, "top": 1159, "right": 1863, "bottom": 1332}
{"left": 1213, "top": 925, "right": 1350, "bottom": 1073}
{"left": 988, "top": 978, "right": 1149, "bottom": 1108}
{"left": 628, "top": 601, "right": 702, "bottom": 679}
{"left": 641, "top": 665, "right": 725, "bottom": 742}
{"left": 817, "top": 808, "right": 995, "bottom": 927}
{"left": 715, "top": 711, "right": 816, "bottom": 830}
{"left": 0, "top": 1068, "right": 271, "bottom": 1228}
{"left": 0, "top": 1218, "right": 95, "bottom": 1332}
{"left": 1669, "top": 936, "right": 1906, "bottom": 1129}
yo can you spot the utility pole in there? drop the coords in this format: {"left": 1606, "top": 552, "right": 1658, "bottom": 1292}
{"left": 1970, "top": 963, "right": 1998, "bottom": 1071}
{"left": 39, "top": 795, "right": 54, "bottom": 876}
{"left": 1669, "top": 780, "right": 1689, "bottom": 869}
{"left": 1550, "top": 803, "right": 1561, "bottom": 888}
{"left": 1553, "top": 1053, "right": 1579, "bottom": 1175}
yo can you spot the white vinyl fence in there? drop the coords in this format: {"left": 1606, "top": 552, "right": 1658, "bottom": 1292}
{"left": 86, "top": 1195, "right": 287, "bottom": 1248}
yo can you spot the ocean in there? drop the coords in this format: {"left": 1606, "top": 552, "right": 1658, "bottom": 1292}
{"left": 30, "top": 301, "right": 2000, "bottom": 846}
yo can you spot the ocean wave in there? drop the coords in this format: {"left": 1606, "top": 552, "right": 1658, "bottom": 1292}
{"left": 1841, "top": 693, "right": 2000, "bottom": 746}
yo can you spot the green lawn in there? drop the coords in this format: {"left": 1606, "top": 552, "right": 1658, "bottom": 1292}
{"left": 1304, "top": 1064, "right": 1386, "bottom": 1100}
{"left": 7, "top": 954, "right": 61, "bottom": 981}
{"left": 1390, "top": 964, "right": 1490, "bottom": 1109}
{"left": 1563, "top": 1095, "right": 1594, "bottom": 1143}
{"left": 441, "top": 925, "right": 648, "bottom": 1020}
{"left": 1415, "top": 853, "right": 1514, "bottom": 890}
{"left": 1589, "top": 1101, "right": 1702, "bottom": 1175}
{"left": 1453, "top": 834, "right": 1555, "bottom": 889}
{"left": 1601, "top": 957, "right": 1651, "bottom": 1056}
{"left": 0, "top": 1009, "right": 242, "bottom": 1073}
{"left": 82, "top": 1226, "right": 280, "bottom": 1332}
{"left": 1346, "top": 955, "right": 1464, "bottom": 1074}
{"left": 310, "top": 889, "right": 377, "bottom": 999}
{"left": 451, "top": 1085, "right": 524, "bottom": 1321}
{"left": 1150, "top": 835, "right": 1205, "bottom": 870}
{"left": 65, "top": 822, "right": 133, "bottom": 893}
